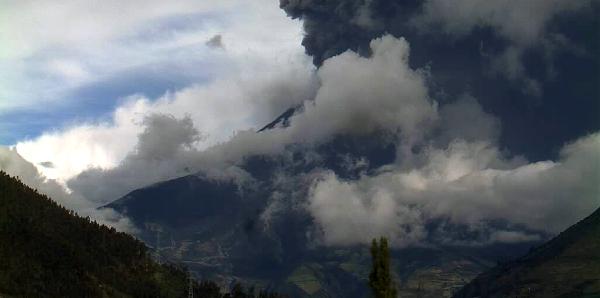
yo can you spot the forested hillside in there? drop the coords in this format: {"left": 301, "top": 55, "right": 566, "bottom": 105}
{"left": 0, "top": 171, "right": 282, "bottom": 297}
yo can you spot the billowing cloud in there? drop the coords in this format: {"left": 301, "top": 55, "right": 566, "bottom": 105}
{"left": 16, "top": 52, "right": 316, "bottom": 182}
{"left": 288, "top": 35, "right": 436, "bottom": 143}
{"left": 195, "top": 35, "right": 437, "bottom": 164}
{"left": 15, "top": 102, "right": 142, "bottom": 182}
{"left": 308, "top": 171, "right": 427, "bottom": 246}
{"left": 67, "top": 114, "right": 205, "bottom": 205}
{"left": 307, "top": 133, "right": 600, "bottom": 247}
{"left": 135, "top": 114, "right": 201, "bottom": 161}
{"left": 280, "top": 0, "right": 600, "bottom": 165}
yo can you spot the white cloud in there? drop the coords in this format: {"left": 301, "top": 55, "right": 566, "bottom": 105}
{"left": 16, "top": 100, "right": 143, "bottom": 181}
{"left": 288, "top": 35, "right": 437, "bottom": 144}
{"left": 308, "top": 171, "right": 427, "bottom": 246}
{"left": 307, "top": 133, "right": 600, "bottom": 247}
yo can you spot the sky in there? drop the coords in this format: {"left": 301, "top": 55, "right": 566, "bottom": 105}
{"left": 1, "top": 0, "right": 599, "bottom": 246}
{"left": 1, "top": 0, "right": 313, "bottom": 179}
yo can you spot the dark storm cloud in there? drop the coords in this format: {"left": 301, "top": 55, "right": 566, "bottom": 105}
{"left": 280, "top": 0, "right": 600, "bottom": 162}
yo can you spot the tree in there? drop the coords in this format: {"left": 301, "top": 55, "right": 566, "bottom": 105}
{"left": 369, "top": 237, "right": 397, "bottom": 298}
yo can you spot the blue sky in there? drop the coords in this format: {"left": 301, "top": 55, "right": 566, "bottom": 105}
{"left": 0, "top": 51, "right": 216, "bottom": 144}
{"left": 0, "top": 5, "right": 226, "bottom": 144}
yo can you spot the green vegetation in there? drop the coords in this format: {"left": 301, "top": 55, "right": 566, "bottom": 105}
{"left": 369, "top": 237, "right": 397, "bottom": 298}
{"left": 0, "top": 171, "right": 285, "bottom": 298}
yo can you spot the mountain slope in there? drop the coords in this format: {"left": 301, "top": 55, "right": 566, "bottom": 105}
{"left": 0, "top": 171, "right": 193, "bottom": 297}
{"left": 454, "top": 207, "right": 600, "bottom": 298}
{"left": 103, "top": 169, "right": 539, "bottom": 297}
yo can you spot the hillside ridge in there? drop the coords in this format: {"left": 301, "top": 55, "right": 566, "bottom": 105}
{"left": 454, "top": 206, "right": 600, "bottom": 297}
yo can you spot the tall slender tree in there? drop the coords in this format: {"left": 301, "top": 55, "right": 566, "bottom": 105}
{"left": 369, "top": 237, "right": 397, "bottom": 298}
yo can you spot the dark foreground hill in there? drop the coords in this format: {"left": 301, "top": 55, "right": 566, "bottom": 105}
{"left": 0, "top": 171, "right": 190, "bottom": 297}
{"left": 454, "top": 207, "right": 600, "bottom": 298}
{"left": 0, "top": 171, "right": 283, "bottom": 297}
